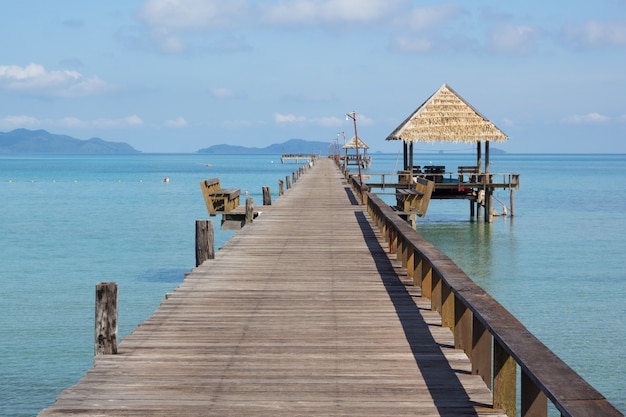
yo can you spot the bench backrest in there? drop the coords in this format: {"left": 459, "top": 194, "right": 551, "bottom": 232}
{"left": 202, "top": 178, "right": 221, "bottom": 193}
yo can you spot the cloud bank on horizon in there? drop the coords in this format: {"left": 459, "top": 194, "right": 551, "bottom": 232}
{"left": 0, "top": 0, "right": 625, "bottom": 153}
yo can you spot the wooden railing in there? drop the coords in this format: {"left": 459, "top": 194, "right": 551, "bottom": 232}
{"left": 366, "top": 192, "right": 622, "bottom": 417}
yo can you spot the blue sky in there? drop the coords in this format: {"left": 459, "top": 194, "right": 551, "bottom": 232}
{"left": 1, "top": 0, "right": 625, "bottom": 153}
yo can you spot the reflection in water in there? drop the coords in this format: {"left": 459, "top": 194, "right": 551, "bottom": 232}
{"left": 417, "top": 217, "right": 517, "bottom": 295}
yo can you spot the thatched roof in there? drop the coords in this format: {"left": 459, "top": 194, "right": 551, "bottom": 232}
{"left": 344, "top": 135, "right": 369, "bottom": 149}
{"left": 386, "top": 84, "right": 508, "bottom": 143}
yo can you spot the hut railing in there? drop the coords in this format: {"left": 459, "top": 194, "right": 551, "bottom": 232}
{"left": 366, "top": 192, "right": 622, "bottom": 417}
{"left": 350, "top": 171, "right": 519, "bottom": 191}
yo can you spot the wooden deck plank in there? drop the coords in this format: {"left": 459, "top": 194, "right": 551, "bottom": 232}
{"left": 39, "top": 158, "right": 505, "bottom": 417}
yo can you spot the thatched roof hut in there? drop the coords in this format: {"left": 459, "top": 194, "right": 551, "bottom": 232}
{"left": 343, "top": 135, "right": 369, "bottom": 150}
{"left": 386, "top": 84, "right": 507, "bottom": 174}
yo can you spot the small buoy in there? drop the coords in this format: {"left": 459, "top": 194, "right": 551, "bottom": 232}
{"left": 244, "top": 190, "right": 249, "bottom": 195}
{"left": 163, "top": 177, "right": 170, "bottom": 183}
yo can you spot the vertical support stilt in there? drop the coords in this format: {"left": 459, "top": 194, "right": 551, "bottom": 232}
{"left": 510, "top": 189, "right": 515, "bottom": 217}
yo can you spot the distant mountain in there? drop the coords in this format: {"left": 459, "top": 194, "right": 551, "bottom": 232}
{"left": 0, "top": 129, "right": 140, "bottom": 153}
{"left": 197, "top": 138, "right": 330, "bottom": 155}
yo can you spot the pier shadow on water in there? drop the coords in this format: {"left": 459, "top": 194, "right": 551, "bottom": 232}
{"left": 354, "top": 211, "right": 489, "bottom": 416}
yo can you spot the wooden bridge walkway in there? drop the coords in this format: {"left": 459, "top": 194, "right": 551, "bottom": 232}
{"left": 39, "top": 158, "right": 506, "bottom": 417}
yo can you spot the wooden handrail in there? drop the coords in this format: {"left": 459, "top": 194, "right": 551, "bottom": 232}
{"left": 366, "top": 192, "right": 622, "bottom": 417}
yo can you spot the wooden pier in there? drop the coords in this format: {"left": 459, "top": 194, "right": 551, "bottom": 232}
{"left": 39, "top": 158, "right": 621, "bottom": 417}
{"left": 280, "top": 153, "right": 317, "bottom": 164}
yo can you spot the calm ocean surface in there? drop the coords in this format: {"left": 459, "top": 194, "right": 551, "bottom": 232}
{"left": 1, "top": 153, "right": 624, "bottom": 416}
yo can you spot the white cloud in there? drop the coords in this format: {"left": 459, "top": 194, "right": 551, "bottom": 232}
{"left": 389, "top": 36, "right": 433, "bottom": 53}
{"left": 274, "top": 113, "right": 307, "bottom": 124}
{"left": 261, "top": 0, "right": 404, "bottom": 26}
{"left": 1, "top": 115, "right": 144, "bottom": 130}
{"left": 315, "top": 116, "right": 344, "bottom": 128}
{"left": 489, "top": 23, "right": 539, "bottom": 55}
{"left": 0, "top": 115, "right": 41, "bottom": 129}
{"left": 563, "top": 112, "right": 610, "bottom": 124}
{"left": 138, "top": 0, "right": 250, "bottom": 29}
{"left": 0, "top": 63, "right": 111, "bottom": 97}
{"left": 210, "top": 87, "right": 238, "bottom": 99}
{"left": 398, "top": 4, "right": 465, "bottom": 32}
{"left": 562, "top": 20, "right": 626, "bottom": 49}
{"left": 164, "top": 117, "right": 188, "bottom": 128}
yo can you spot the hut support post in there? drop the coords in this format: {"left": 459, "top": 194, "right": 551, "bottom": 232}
{"left": 409, "top": 141, "right": 414, "bottom": 179}
{"left": 510, "top": 189, "right": 515, "bottom": 217}
{"left": 403, "top": 141, "right": 408, "bottom": 170}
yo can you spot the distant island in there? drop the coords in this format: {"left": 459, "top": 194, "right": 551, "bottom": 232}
{"left": 0, "top": 129, "right": 140, "bottom": 154}
{"left": 197, "top": 138, "right": 330, "bottom": 155}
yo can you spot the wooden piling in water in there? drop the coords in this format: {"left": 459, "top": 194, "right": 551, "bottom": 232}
{"left": 195, "top": 220, "right": 214, "bottom": 266}
{"left": 95, "top": 282, "right": 118, "bottom": 356}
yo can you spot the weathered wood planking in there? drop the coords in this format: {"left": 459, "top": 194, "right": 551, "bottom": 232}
{"left": 39, "top": 158, "right": 506, "bottom": 417}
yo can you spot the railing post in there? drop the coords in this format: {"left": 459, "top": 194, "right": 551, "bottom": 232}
{"left": 396, "top": 234, "right": 404, "bottom": 263}
{"left": 454, "top": 296, "right": 472, "bottom": 354}
{"left": 262, "top": 186, "right": 272, "bottom": 205}
{"left": 413, "top": 254, "right": 423, "bottom": 288}
{"left": 278, "top": 179, "right": 284, "bottom": 196}
{"left": 494, "top": 340, "right": 517, "bottom": 417}
{"left": 95, "top": 282, "right": 118, "bottom": 356}
{"left": 521, "top": 370, "right": 547, "bottom": 417}
{"left": 245, "top": 197, "right": 254, "bottom": 224}
{"left": 195, "top": 219, "right": 214, "bottom": 266}
{"left": 431, "top": 270, "right": 442, "bottom": 313}
{"left": 472, "top": 316, "right": 492, "bottom": 389}
{"left": 406, "top": 244, "right": 415, "bottom": 281}
{"left": 441, "top": 281, "right": 454, "bottom": 329}
{"left": 421, "top": 260, "right": 432, "bottom": 299}
{"left": 286, "top": 175, "right": 291, "bottom": 189}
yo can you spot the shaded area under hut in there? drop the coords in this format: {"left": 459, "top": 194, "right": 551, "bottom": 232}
{"left": 386, "top": 84, "right": 519, "bottom": 222}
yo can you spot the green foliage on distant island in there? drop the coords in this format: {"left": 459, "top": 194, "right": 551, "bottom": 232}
{"left": 197, "top": 138, "right": 329, "bottom": 154}
{"left": 0, "top": 129, "right": 140, "bottom": 154}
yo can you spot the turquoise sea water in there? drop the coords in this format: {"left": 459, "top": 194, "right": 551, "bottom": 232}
{"left": 1, "top": 153, "right": 624, "bottom": 416}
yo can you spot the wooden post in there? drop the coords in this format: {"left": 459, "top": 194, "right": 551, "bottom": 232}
{"left": 286, "top": 175, "right": 291, "bottom": 189}
{"left": 441, "top": 281, "right": 454, "bottom": 330}
{"left": 95, "top": 282, "right": 118, "bottom": 356}
{"left": 431, "top": 270, "right": 442, "bottom": 313}
{"left": 454, "top": 297, "right": 472, "bottom": 354}
{"left": 245, "top": 197, "right": 254, "bottom": 224}
{"left": 262, "top": 186, "right": 271, "bottom": 205}
{"left": 195, "top": 220, "right": 214, "bottom": 267}
{"left": 510, "top": 188, "right": 515, "bottom": 217}
{"left": 521, "top": 369, "right": 548, "bottom": 417}
{"left": 472, "top": 317, "right": 492, "bottom": 389}
{"left": 494, "top": 340, "right": 517, "bottom": 417}
{"left": 278, "top": 179, "right": 284, "bottom": 196}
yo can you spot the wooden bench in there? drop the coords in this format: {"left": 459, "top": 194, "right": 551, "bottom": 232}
{"left": 200, "top": 178, "right": 241, "bottom": 215}
{"left": 458, "top": 165, "right": 479, "bottom": 183}
{"left": 395, "top": 177, "right": 434, "bottom": 217}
